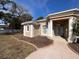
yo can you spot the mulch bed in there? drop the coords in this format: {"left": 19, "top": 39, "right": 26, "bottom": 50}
{"left": 14, "top": 34, "right": 53, "bottom": 48}
{"left": 68, "top": 43, "right": 79, "bottom": 55}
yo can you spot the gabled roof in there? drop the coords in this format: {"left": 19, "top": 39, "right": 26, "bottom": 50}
{"left": 47, "top": 8, "right": 79, "bottom": 17}
{"left": 21, "top": 19, "right": 46, "bottom": 25}
{"left": 22, "top": 8, "right": 79, "bottom": 25}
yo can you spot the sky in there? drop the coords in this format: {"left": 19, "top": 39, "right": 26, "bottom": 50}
{"left": 14, "top": 0, "right": 78, "bottom": 20}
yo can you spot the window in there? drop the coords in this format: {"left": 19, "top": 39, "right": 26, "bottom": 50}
{"left": 27, "top": 25, "right": 29, "bottom": 31}
{"left": 43, "top": 25, "right": 48, "bottom": 34}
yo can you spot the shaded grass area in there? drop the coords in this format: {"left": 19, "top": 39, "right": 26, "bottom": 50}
{"left": 14, "top": 34, "right": 53, "bottom": 48}
{"left": 0, "top": 35, "right": 36, "bottom": 59}
{"left": 68, "top": 43, "right": 79, "bottom": 55}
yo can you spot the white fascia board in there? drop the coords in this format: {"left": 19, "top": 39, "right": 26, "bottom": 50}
{"left": 21, "top": 21, "right": 34, "bottom": 25}
{"left": 47, "top": 8, "right": 79, "bottom": 17}
{"left": 21, "top": 19, "right": 46, "bottom": 25}
{"left": 36, "top": 19, "right": 46, "bottom": 22}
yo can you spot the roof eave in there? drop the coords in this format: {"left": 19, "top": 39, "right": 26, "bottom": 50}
{"left": 47, "top": 8, "right": 79, "bottom": 18}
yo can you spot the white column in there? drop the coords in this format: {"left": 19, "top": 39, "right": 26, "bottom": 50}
{"left": 30, "top": 25, "right": 34, "bottom": 37}
{"left": 40, "top": 24, "right": 43, "bottom": 35}
{"left": 68, "top": 17, "right": 76, "bottom": 43}
{"left": 23, "top": 25, "right": 26, "bottom": 36}
{"left": 48, "top": 20, "right": 54, "bottom": 38}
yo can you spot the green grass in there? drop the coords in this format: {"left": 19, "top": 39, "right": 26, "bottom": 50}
{"left": 0, "top": 35, "right": 36, "bottom": 59}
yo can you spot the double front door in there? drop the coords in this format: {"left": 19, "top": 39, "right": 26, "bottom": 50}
{"left": 54, "top": 24, "right": 64, "bottom": 37}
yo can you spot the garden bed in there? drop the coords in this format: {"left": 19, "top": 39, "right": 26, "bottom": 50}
{"left": 14, "top": 34, "right": 53, "bottom": 48}
{"left": 68, "top": 43, "right": 79, "bottom": 55}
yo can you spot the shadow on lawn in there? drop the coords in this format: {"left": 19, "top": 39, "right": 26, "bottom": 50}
{"left": 15, "top": 34, "right": 53, "bottom": 48}
{"left": 68, "top": 43, "right": 79, "bottom": 55}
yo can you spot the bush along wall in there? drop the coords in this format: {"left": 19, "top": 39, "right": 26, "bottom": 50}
{"left": 73, "top": 20, "right": 79, "bottom": 36}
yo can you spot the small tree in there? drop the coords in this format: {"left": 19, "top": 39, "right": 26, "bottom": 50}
{"left": 36, "top": 16, "right": 44, "bottom": 20}
{"left": 0, "top": 0, "right": 33, "bottom": 29}
{"left": 9, "top": 17, "right": 21, "bottom": 29}
{"left": 73, "top": 20, "right": 79, "bottom": 36}
{"left": 0, "top": 12, "right": 4, "bottom": 19}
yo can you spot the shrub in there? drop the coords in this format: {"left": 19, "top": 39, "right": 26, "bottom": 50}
{"left": 73, "top": 20, "right": 79, "bottom": 36}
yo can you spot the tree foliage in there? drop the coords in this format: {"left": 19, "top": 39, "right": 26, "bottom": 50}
{"left": 73, "top": 20, "right": 79, "bottom": 36}
{"left": 0, "top": 0, "right": 32, "bottom": 29}
{"left": 9, "top": 17, "right": 21, "bottom": 29}
{"left": 18, "top": 13, "right": 33, "bottom": 22}
{"left": 0, "top": 12, "right": 4, "bottom": 18}
{"left": 36, "top": 16, "right": 44, "bottom": 20}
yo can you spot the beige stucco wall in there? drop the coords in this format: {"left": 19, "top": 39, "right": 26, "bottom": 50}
{"left": 23, "top": 24, "right": 33, "bottom": 37}
{"left": 23, "top": 22, "right": 47, "bottom": 37}
{"left": 33, "top": 24, "right": 41, "bottom": 36}
{"left": 39, "top": 22, "right": 48, "bottom": 36}
{"left": 33, "top": 29, "right": 41, "bottom": 36}
{"left": 33, "top": 21, "right": 47, "bottom": 36}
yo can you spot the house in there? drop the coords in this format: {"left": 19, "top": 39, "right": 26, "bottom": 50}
{"left": 22, "top": 8, "right": 79, "bottom": 43}
{"left": 0, "top": 9, "right": 10, "bottom": 31}
{"left": 0, "top": 19, "right": 7, "bottom": 30}
{"left": 0, "top": 19, "right": 10, "bottom": 33}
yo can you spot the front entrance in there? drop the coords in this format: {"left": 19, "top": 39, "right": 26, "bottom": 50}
{"left": 54, "top": 24, "right": 64, "bottom": 37}
{"left": 53, "top": 19, "right": 68, "bottom": 39}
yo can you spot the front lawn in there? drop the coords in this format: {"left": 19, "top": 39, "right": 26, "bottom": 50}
{"left": 0, "top": 35, "right": 36, "bottom": 59}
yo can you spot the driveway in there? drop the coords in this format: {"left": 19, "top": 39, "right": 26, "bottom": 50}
{"left": 25, "top": 36, "right": 79, "bottom": 59}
